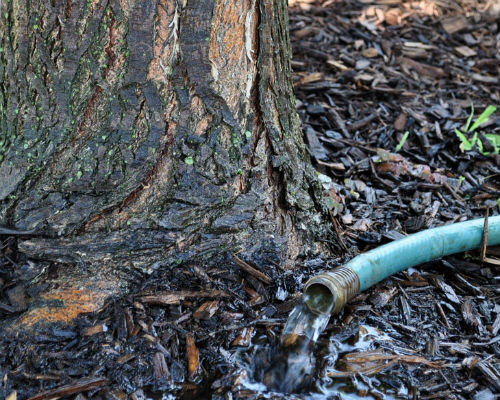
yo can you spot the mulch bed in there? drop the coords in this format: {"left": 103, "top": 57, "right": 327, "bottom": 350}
{"left": 1, "top": 0, "right": 500, "bottom": 398}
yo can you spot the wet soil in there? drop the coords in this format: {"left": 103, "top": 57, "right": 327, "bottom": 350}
{"left": 1, "top": 0, "right": 500, "bottom": 398}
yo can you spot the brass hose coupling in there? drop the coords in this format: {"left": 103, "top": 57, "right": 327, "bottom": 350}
{"left": 303, "top": 266, "right": 360, "bottom": 315}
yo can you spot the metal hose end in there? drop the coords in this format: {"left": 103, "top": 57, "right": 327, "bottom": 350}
{"left": 303, "top": 266, "right": 361, "bottom": 315}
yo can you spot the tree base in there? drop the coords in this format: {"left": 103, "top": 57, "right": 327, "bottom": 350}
{"left": 10, "top": 218, "right": 332, "bottom": 331}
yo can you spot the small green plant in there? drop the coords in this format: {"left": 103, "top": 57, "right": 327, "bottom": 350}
{"left": 395, "top": 131, "right": 410, "bottom": 152}
{"left": 455, "top": 105, "right": 498, "bottom": 155}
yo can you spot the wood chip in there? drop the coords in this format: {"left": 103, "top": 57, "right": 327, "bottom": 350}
{"left": 26, "top": 377, "right": 107, "bottom": 400}
{"left": 82, "top": 323, "right": 107, "bottom": 336}
{"left": 153, "top": 352, "right": 171, "bottom": 381}
{"left": 384, "top": 8, "right": 400, "bottom": 25}
{"left": 455, "top": 46, "right": 477, "bottom": 58}
{"left": 7, "top": 285, "right": 27, "bottom": 311}
{"left": 361, "top": 48, "right": 379, "bottom": 58}
{"left": 476, "top": 361, "right": 500, "bottom": 390}
{"left": 328, "top": 349, "right": 443, "bottom": 377}
{"left": 461, "top": 299, "right": 483, "bottom": 333}
{"left": 394, "top": 112, "right": 407, "bottom": 131}
{"left": 294, "top": 27, "right": 315, "bottom": 39}
{"left": 369, "top": 287, "right": 397, "bottom": 308}
{"left": 305, "top": 126, "right": 328, "bottom": 161}
{"left": 137, "top": 290, "right": 228, "bottom": 305}
{"left": 441, "top": 15, "right": 468, "bottom": 34}
{"left": 471, "top": 73, "right": 497, "bottom": 84}
{"left": 294, "top": 72, "right": 323, "bottom": 87}
{"left": 231, "top": 327, "right": 255, "bottom": 347}
{"left": 193, "top": 300, "right": 219, "bottom": 319}
{"left": 6, "top": 392, "right": 17, "bottom": 400}
{"left": 325, "top": 59, "right": 350, "bottom": 71}
{"left": 355, "top": 59, "right": 371, "bottom": 69}
{"left": 491, "top": 312, "right": 500, "bottom": 335}
{"left": 401, "top": 57, "right": 447, "bottom": 78}
{"left": 116, "top": 354, "right": 136, "bottom": 364}
{"left": 431, "top": 277, "right": 460, "bottom": 303}
{"left": 316, "top": 160, "right": 346, "bottom": 171}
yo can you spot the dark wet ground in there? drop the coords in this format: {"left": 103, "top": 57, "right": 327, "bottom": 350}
{"left": 1, "top": 0, "right": 500, "bottom": 398}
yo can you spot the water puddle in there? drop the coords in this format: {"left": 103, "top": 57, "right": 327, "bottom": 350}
{"left": 235, "top": 288, "right": 408, "bottom": 398}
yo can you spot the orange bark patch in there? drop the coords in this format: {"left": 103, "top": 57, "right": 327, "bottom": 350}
{"left": 186, "top": 334, "right": 200, "bottom": 380}
{"left": 209, "top": 0, "right": 258, "bottom": 114}
{"left": 210, "top": 0, "right": 246, "bottom": 69}
{"left": 17, "top": 287, "right": 113, "bottom": 329}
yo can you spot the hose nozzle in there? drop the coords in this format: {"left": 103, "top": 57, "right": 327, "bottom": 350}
{"left": 303, "top": 266, "right": 360, "bottom": 315}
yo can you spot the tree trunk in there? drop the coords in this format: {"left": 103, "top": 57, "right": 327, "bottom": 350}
{"left": 0, "top": 0, "right": 334, "bottom": 328}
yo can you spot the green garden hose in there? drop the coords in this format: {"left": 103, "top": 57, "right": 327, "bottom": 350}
{"left": 304, "top": 216, "right": 500, "bottom": 314}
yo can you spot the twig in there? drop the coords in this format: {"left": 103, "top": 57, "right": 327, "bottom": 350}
{"left": 480, "top": 208, "right": 489, "bottom": 262}
{"left": 232, "top": 254, "right": 272, "bottom": 284}
{"left": 348, "top": 110, "right": 379, "bottom": 132}
{"left": 326, "top": 108, "right": 351, "bottom": 138}
{"left": 329, "top": 210, "right": 349, "bottom": 253}
{"left": 442, "top": 181, "right": 464, "bottom": 203}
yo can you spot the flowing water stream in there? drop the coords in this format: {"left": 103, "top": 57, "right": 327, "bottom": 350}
{"left": 251, "top": 285, "right": 334, "bottom": 393}
{"left": 236, "top": 285, "right": 407, "bottom": 398}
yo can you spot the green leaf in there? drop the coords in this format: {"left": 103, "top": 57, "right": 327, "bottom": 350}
{"left": 484, "top": 133, "right": 500, "bottom": 154}
{"left": 455, "top": 129, "right": 472, "bottom": 151}
{"left": 184, "top": 156, "right": 194, "bottom": 165}
{"left": 395, "top": 131, "right": 410, "bottom": 152}
{"left": 469, "top": 105, "right": 497, "bottom": 132}
{"left": 470, "top": 132, "right": 478, "bottom": 148}
{"left": 465, "top": 104, "right": 474, "bottom": 132}
{"left": 476, "top": 138, "right": 488, "bottom": 155}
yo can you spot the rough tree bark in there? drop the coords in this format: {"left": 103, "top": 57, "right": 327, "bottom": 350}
{"left": 0, "top": 0, "right": 335, "bottom": 328}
